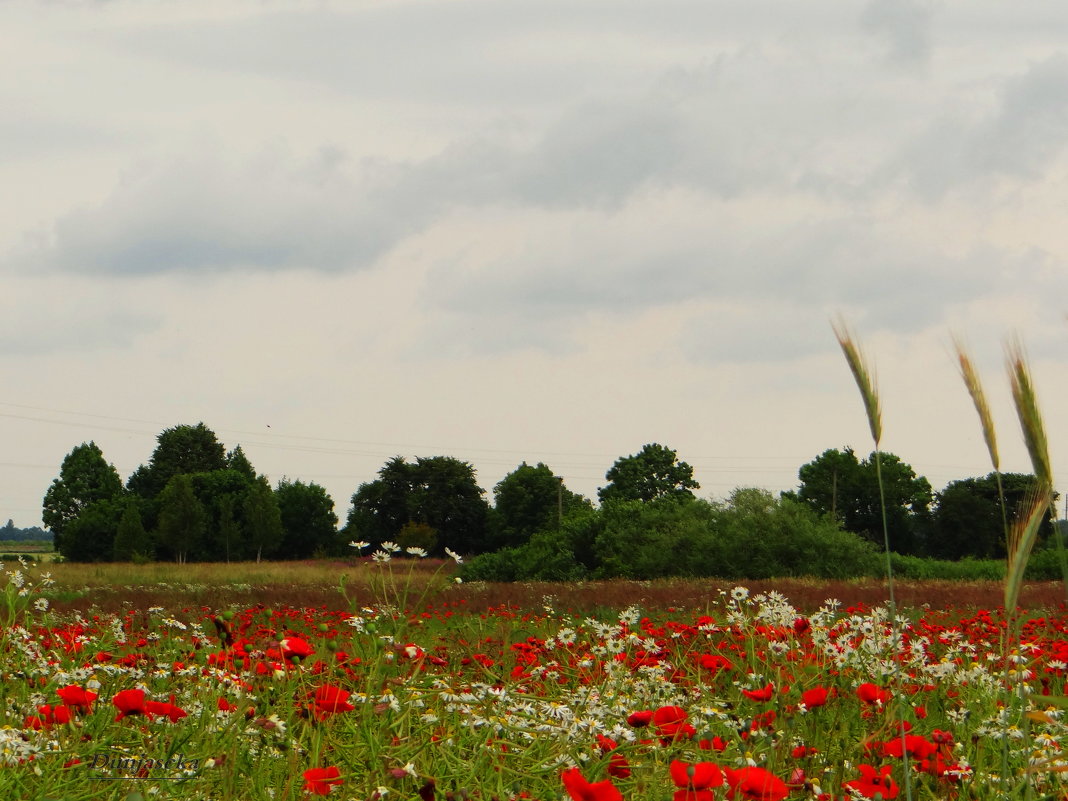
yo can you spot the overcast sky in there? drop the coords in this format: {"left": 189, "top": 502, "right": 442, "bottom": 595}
{"left": 4, "top": 0, "right": 1068, "bottom": 529}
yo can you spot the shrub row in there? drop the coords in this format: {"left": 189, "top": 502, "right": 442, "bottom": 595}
{"left": 460, "top": 488, "right": 1067, "bottom": 584}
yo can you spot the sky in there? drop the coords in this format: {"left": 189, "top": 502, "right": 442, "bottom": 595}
{"left": 3, "top": 0, "right": 1068, "bottom": 529}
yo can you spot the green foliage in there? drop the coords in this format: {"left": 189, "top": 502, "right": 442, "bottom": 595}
{"left": 42, "top": 441, "right": 124, "bottom": 555}
{"left": 157, "top": 474, "right": 207, "bottom": 564}
{"left": 345, "top": 456, "right": 489, "bottom": 556}
{"left": 59, "top": 497, "right": 126, "bottom": 562}
{"left": 395, "top": 521, "right": 437, "bottom": 554}
{"left": 491, "top": 462, "right": 591, "bottom": 549}
{"left": 275, "top": 478, "right": 340, "bottom": 559}
{"left": 244, "top": 476, "right": 284, "bottom": 562}
{"left": 928, "top": 472, "right": 1057, "bottom": 560}
{"left": 700, "top": 489, "right": 879, "bottom": 580}
{"left": 112, "top": 500, "right": 153, "bottom": 561}
{"left": 226, "top": 444, "right": 257, "bottom": 480}
{"left": 598, "top": 443, "right": 699, "bottom": 505}
{"left": 461, "top": 530, "right": 589, "bottom": 582}
{"left": 792, "top": 447, "right": 932, "bottom": 555}
{"left": 127, "top": 422, "right": 227, "bottom": 499}
{"left": 593, "top": 497, "right": 716, "bottom": 578}
{"left": 0, "top": 520, "right": 52, "bottom": 541}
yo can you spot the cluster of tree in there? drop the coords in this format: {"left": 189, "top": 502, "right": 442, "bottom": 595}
{"left": 43, "top": 428, "right": 1057, "bottom": 568}
{"left": 0, "top": 520, "right": 51, "bottom": 541}
{"left": 786, "top": 447, "right": 1057, "bottom": 560}
{"left": 43, "top": 424, "right": 338, "bottom": 563}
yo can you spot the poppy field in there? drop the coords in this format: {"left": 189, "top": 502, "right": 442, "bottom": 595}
{"left": 3, "top": 554, "right": 1068, "bottom": 801}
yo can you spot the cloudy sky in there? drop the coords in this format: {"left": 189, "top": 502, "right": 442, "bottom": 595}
{"left": 4, "top": 0, "right": 1068, "bottom": 528}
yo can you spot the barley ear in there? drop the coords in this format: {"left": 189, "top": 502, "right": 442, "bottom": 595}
{"left": 1005, "top": 483, "right": 1053, "bottom": 613}
{"left": 832, "top": 318, "right": 882, "bottom": 447}
{"left": 952, "top": 337, "right": 999, "bottom": 472}
{"left": 1006, "top": 338, "right": 1053, "bottom": 487}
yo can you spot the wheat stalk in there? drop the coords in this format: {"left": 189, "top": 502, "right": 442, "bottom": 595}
{"left": 1003, "top": 338, "right": 1055, "bottom": 619}
{"left": 832, "top": 317, "right": 882, "bottom": 447}
{"left": 1007, "top": 338, "right": 1053, "bottom": 487}
{"left": 953, "top": 337, "right": 1000, "bottom": 471}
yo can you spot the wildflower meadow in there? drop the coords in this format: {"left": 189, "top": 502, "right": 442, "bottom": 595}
{"left": 4, "top": 327, "right": 1068, "bottom": 801}
{"left": 3, "top": 548, "right": 1068, "bottom": 801}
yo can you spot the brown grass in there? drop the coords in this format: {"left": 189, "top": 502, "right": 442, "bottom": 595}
{"left": 37, "top": 560, "right": 1068, "bottom": 617}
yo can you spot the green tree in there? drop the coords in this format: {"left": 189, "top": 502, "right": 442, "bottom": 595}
{"left": 345, "top": 456, "right": 489, "bottom": 556}
{"left": 128, "top": 423, "right": 227, "bottom": 499}
{"left": 42, "top": 441, "right": 124, "bottom": 555}
{"left": 792, "top": 447, "right": 932, "bottom": 555}
{"left": 244, "top": 476, "right": 283, "bottom": 562}
{"left": 929, "top": 472, "right": 1057, "bottom": 560}
{"left": 157, "top": 474, "right": 207, "bottom": 564}
{"left": 226, "top": 445, "right": 257, "bottom": 481}
{"left": 189, "top": 469, "right": 256, "bottom": 561}
{"left": 598, "top": 443, "right": 700, "bottom": 505}
{"left": 491, "top": 462, "right": 591, "bottom": 549}
{"left": 275, "top": 479, "right": 339, "bottom": 559}
{"left": 58, "top": 498, "right": 125, "bottom": 562}
{"left": 113, "top": 500, "right": 153, "bottom": 561}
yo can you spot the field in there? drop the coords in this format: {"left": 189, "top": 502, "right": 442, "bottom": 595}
{"left": 3, "top": 556, "right": 1068, "bottom": 801}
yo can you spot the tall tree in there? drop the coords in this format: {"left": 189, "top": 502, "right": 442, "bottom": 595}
{"left": 244, "top": 476, "right": 283, "bottom": 562}
{"left": 345, "top": 456, "right": 489, "bottom": 556}
{"left": 42, "top": 441, "right": 124, "bottom": 555}
{"left": 157, "top": 474, "right": 207, "bottom": 564}
{"left": 112, "top": 500, "right": 153, "bottom": 561}
{"left": 275, "top": 479, "right": 339, "bottom": 559}
{"left": 598, "top": 443, "right": 700, "bottom": 505}
{"left": 792, "top": 447, "right": 932, "bottom": 555}
{"left": 60, "top": 498, "right": 126, "bottom": 562}
{"left": 491, "top": 462, "right": 591, "bottom": 549}
{"left": 226, "top": 445, "right": 257, "bottom": 481}
{"left": 128, "top": 423, "right": 227, "bottom": 499}
{"left": 929, "top": 472, "right": 1057, "bottom": 560}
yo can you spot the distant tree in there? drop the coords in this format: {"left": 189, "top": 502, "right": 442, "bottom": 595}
{"left": 491, "top": 462, "right": 591, "bottom": 549}
{"left": 113, "top": 500, "right": 153, "bottom": 561}
{"left": 157, "top": 474, "right": 207, "bottom": 564}
{"left": 345, "top": 456, "right": 489, "bottom": 556}
{"left": 928, "top": 472, "right": 1057, "bottom": 560}
{"left": 43, "top": 441, "right": 124, "bottom": 555}
{"left": 244, "top": 476, "right": 283, "bottom": 562}
{"left": 275, "top": 479, "right": 339, "bottom": 559}
{"left": 792, "top": 447, "right": 932, "bottom": 554}
{"left": 226, "top": 445, "right": 257, "bottom": 481}
{"left": 598, "top": 444, "right": 700, "bottom": 505}
{"left": 60, "top": 498, "right": 126, "bottom": 562}
{"left": 128, "top": 423, "right": 227, "bottom": 499}
{"left": 190, "top": 469, "right": 256, "bottom": 561}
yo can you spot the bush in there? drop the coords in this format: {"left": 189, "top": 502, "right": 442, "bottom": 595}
{"left": 693, "top": 489, "right": 879, "bottom": 580}
{"left": 592, "top": 498, "right": 718, "bottom": 579}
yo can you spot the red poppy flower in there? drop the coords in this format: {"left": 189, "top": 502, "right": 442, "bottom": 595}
{"left": 311, "top": 685, "right": 355, "bottom": 718}
{"left": 145, "top": 696, "right": 188, "bottom": 723}
{"left": 741, "top": 683, "right": 775, "bottom": 702}
{"left": 112, "top": 689, "right": 151, "bottom": 721}
{"left": 801, "top": 687, "right": 829, "bottom": 708}
{"left": 723, "top": 766, "right": 790, "bottom": 801}
{"left": 281, "top": 637, "right": 315, "bottom": 661}
{"left": 303, "top": 766, "right": 343, "bottom": 795}
{"left": 844, "top": 764, "right": 899, "bottom": 799}
{"left": 857, "top": 683, "right": 891, "bottom": 707}
{"left": 56, "top": 685, "right": 97, "bottom": 712}
{"left": 670, "top": 759, "right": 725, "bottom": 801}
{"left": 561, "top": 767, "right": 623, "bottom": 801}
{"left": 653, "top": 705, "right": 696, "bottom": 743}
{"left": 595, "top": 735, "right": 630, "bottom": 778}
{"left": 626, "top": 710, "right": 653, "bottom": 727}
{"left": 697, "top": 653, "right": 734, "bottom": 673}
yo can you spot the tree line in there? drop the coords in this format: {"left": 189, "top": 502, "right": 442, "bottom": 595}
{"left": 40, "top": 424, "right": 1056, "bottom": 565}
